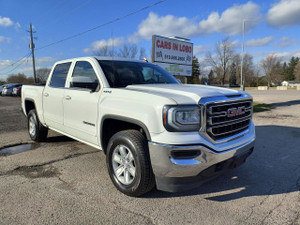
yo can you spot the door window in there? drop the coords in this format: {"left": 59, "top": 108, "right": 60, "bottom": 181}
{"left": 70, "top": 61, "right": 99, "bottom": 91}
{"left": 50, "top": 62, "right": 71, "bottom": 88}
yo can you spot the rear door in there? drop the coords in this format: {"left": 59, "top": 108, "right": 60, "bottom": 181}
{"left": 63, "top": 60, "right": 101, "bottom": 145}
{"left": 43, "top": 62, "right": 71, "bottom": 130}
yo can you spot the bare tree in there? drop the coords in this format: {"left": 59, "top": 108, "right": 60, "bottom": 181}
{"left": 93, "top": 45, "right": 115, "bottom": 57}
{"left": 231, "top": 53, "right": 256, "bottom": 86}
{"left": 94, "top": 43, "right": 143, "bottom": 60}
{"left": 6, "top": 73, "right": 35, "bottom": 84}
{"left": 206, "top": 37, "right": 234, "bottom": 85}
{"left": 118, "top": 44, "right": 138, "bottom": 59}
{"left": 36, "top": 68, "right": 51, "bottom": 83}
{"left": 139, "top": 47, "right": 147, "bottom": 60}
{"left": 207, "top": 69, "right": 216, "bottom": 85}
{"left": 260, "top": 54, "right": 282, "bottom": 87}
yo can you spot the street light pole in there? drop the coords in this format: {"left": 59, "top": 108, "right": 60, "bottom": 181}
{"left": 240, "top": 20, "right": 245, "bottom": 91}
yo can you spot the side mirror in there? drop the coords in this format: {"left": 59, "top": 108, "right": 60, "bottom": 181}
{"left": 70, "top": 76, "right": 99, "bottom": 91}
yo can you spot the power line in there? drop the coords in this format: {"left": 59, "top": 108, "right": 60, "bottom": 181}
{"left": 0, "top": 0, "right": 166, "bottom": 77}
{"left": 1, "top": 53, "right": 31, "bottom": 75}
{"left": 0, "top": 52, "right": 32, "bottom": 73}
{"left": 36, "top": 0, "right": 167, "bottom": 51}
{"left": 34, "top": 0, "right": 91, "bottom": 37}
{"left": 0, "top": 52, "right": 32, "bottom": 76}
{"left": 5, "top": 58, "right": 30, "bottom": 74}
{"left": 32, "top": 0, "right": 70, "bottom": 26}
{"left": 51, "top": 0, "right": 93, "bottom": 26}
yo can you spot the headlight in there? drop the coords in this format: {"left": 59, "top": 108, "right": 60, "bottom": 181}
{"left": 163, "top": 105, "right": 201, "bottom": 132}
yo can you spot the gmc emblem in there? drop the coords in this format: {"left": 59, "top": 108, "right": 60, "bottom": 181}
{"left": 227, "top": 106, "right": 246, "bottom": 117}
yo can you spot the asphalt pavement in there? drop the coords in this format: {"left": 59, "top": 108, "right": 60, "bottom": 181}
{"left": 0, "top": 91, "right": 299, "bottom": 225}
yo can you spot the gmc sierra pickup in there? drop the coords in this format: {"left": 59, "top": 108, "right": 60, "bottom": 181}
{"left": 22, "top": 57, "right": 255, "bottom": 196}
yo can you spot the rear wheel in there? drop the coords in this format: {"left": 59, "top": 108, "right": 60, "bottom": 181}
{"left": 28, "top": 109, "right": 48, "bottom": 142}
{"left": 106, "top": 130, "right": 155, "bottom": 197}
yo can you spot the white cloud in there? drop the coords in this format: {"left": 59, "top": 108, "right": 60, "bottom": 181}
{"left": 231, "top": 40, "right": 240, "bottom": 48}
{"left": 133, "top": 12, "right": 198, "bottom": 40}
{"left": 0, "top": 16, "right": 14, "bottom": 27}
{"left": 128, "top": 34, "right": 141, "bottom": 44}
{"left": 276, "top": 36, "right": 299, "bottom": 48}
{"left": 193, "top": 45, "right": 208, "bottom": 56}
{"left": 267, "top": 49, "right": 300, "bottom": 62}
{"left": 14, "top": 22, "right": 21, "bottom": 31}
{"left": 0, "top": 36, "right": 11, "bottom": 43}
{"left": 35, "top": 57, "right": 56, "bottom": 65}
{"left": 131, "top": 2, "right": 261, "bottom": 42}
{"left": 20, "top": 57, "right": 32, "bottom": 65}
{"left": 0, "top": 59, "right": 12, "bottom": 67}
{"left": 83, "top": 48, "right": 90, "bottom": 53}
{"left": 16, "top": 66, "right": 52, "bottom": 75}
{"left": 203, "top": 65, "right": 213, "bottom": 72}
{"left": 197, "top": 56, "right": 206, "bottom": 63}
{"left": 251, "top": 51, "right": 268, "bottom": 58}
{"left": 246, "top": 36, "right": 274, "bottom": 47}
{"left": 84, "top": 37, "right": 124, "bottom": 53}
{"left": 17, "top": 57, "right": 56, "bottom": 66}
{"left": 199, "top": 2, "right": 261, "bottom": 35}
{"left": 0, "top": 57, "right": 54, "bottom": 74}
{"left": 267, "top": 0, "right": 300, "bottom": 27}
{"left": 16, "top": 67, "right": 35, "bottom": 74}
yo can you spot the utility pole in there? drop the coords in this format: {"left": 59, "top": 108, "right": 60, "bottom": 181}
{"left": 28, "top": 23, "right": 37, "bottom": 83}
{"left": 240, "top": 20, "right": 245, "bottom": 91}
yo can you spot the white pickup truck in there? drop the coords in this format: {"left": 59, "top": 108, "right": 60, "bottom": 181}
{"left": 22, "top": 57, "right": 255, "bottom": 196}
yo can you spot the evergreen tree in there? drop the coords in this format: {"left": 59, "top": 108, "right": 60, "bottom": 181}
{"left": 294, "top": 61, "right": 300, "bottom": 82}
{"left": 188, "top": 56, "right": 200, "bottom": 84}
{"left": 286, "top": 56, "right": 299, "bottom": 81}
{"left": 282, "top": 62, "right": 288, "bottom": 80}
{"left": 229, "top": 62, "right": 237, "bottom": 86}
{"left": 208, "top": 70, "right": 215, "bottom": 85}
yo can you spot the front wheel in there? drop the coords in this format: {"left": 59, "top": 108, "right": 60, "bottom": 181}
{"left": 106, "top": 130, "right": 155, "bottom": 197}
{"left": 27, "top": 109, "right": 48, "bottom": 142}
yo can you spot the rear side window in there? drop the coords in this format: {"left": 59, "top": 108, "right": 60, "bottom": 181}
{"left": 50, "top": 62, "right": 71, "bottom": 88}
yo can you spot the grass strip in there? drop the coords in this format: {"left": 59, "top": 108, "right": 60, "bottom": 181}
{"left": 253, "top": 102, "right": 272, "bottom": 112}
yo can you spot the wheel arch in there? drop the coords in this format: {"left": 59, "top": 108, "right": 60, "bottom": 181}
{"left": 100, "top": 115, "right": 151, "bottom": 154}
{"left": 24, "top": 98, "right": 37, "bottom": 116}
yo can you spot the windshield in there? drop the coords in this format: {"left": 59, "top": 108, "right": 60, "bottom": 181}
{"left": 98, "top": 60, "right": 179, "bottom": 88}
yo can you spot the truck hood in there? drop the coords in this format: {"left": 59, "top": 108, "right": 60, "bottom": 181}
{"left": 125, "top": 84, "right": 245, "bottom": 104}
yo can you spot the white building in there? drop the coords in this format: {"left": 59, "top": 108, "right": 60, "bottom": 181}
{"left": 281, "top": 81, "right": 300, "bottom": 87}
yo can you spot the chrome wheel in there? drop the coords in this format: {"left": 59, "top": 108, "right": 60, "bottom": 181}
{"left": 112, "top": 144, "right": 136, "bottom": 185}
{"left": 29, "top": 116, "right": 36, "bottom": 137}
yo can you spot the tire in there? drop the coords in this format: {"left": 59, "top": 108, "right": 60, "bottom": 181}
{"left": 27, "top": 109, "right": 48, "bottom": 142}
{"left": 106, "top": 130, "right": 155, "bottom": 197}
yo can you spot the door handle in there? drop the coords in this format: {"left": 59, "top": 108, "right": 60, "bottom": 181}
{"left": 65, "top": 95, "right": 71, "bottom": 100}
{"left": 44, "top": 93, "right": 49, "bottom": 97}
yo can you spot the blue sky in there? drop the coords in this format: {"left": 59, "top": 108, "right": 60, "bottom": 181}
{"left": 1, "top": 0, "right": 300, "bottom": 79}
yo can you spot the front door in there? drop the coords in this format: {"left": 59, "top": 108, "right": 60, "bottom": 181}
{"left": 63, "top": 60, "right": 101, "bottom": 145}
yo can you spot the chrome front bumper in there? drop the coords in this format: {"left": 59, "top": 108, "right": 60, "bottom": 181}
{"left": 148, "top": 138, "right": 255, "bottom": 192}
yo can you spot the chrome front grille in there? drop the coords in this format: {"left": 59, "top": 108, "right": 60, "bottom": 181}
{"left": 205, "top": 100, "right": 252, "bottom": 140}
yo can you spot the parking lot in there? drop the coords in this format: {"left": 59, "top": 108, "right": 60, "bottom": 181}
{"left": 0, "top": 90, "right": 299, "bottom": 225}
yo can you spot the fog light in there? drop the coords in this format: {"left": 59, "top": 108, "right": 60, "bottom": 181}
{"left": 171, "top": 150, "right": 201, "bottom": 159}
